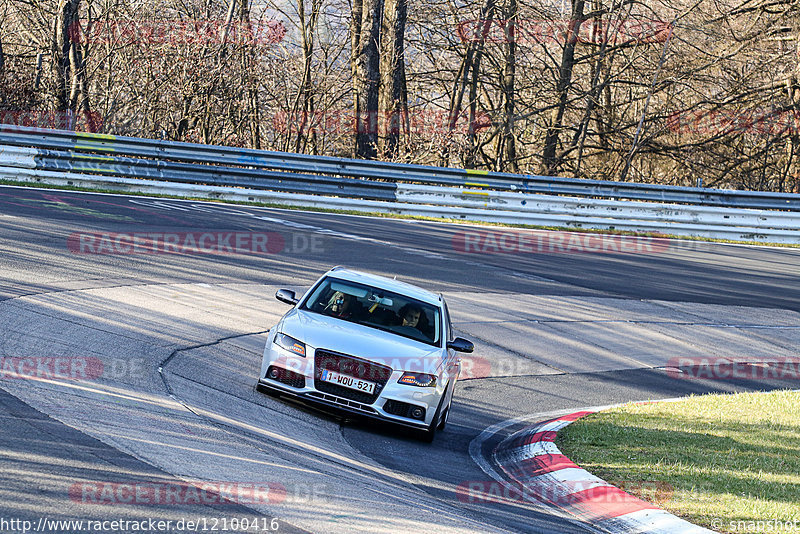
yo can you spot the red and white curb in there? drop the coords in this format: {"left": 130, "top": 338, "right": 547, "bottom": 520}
{"left": 492, "top": 411, "right": 716, "bottom": 534}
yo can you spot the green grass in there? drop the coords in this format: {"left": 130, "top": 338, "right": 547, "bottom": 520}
{"left": 556, "top": 390, "right": 800, "bottom": 533}
{"left": 1, "top": 177, "right": 798, "bottom": 248}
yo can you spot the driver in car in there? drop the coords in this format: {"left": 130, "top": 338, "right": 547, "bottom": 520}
{"left": 395, "top": 303, "right": 432, "bottom": 342}
{"left": 399, "top": 304, "right": 422, "bottom": 328}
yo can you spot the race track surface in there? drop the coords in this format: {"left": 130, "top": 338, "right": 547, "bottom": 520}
{"left": 1, "top": 186, "right": 798, "bottom": 533}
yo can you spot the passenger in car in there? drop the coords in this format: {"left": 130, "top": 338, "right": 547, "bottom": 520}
{"left": 328, "top": 291, "right": 366, "bottom": 320}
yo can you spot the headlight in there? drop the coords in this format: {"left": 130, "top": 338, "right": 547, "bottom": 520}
{"left": 274, "top": 333, "right": 306, "bottom": 357}
{"left": 398, "top": 372, "right": 436, "bottom": 387}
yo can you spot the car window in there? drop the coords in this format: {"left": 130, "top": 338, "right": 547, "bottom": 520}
{"left": 302, "top": 277, "right": 441, "bottom": 346}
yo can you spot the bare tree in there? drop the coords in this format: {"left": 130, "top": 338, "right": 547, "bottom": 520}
{"left": 286, "top": 0, "right": 322, "bottom": 153}
{"left": 439, "top": 0, "right": 495, "bottom": 167}
{"left": 352, "top": 0, "right": 382, "bottom": 158}
{"left": 379, "top": 0, "right": 408, "bottom": 158}
{"left": 0, "top": 30, "right": 5, "bottom": 77}
{"left": 542, "top": 0, "right": 586, "bottom": 175}
{"left": 3, "top": 0, "right": 799, "bottom": 191}
{"left": 497, "top": 0, "right": 517, "bottom": 171}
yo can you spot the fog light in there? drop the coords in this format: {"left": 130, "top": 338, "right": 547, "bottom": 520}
{"left": 411, "top": 407, "right": 425, "bottom": 420}
{"left": 268, "top": 368, "right": 280, "bottom": 379}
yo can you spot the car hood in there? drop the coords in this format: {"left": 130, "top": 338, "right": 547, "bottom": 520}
{"left": 278, "top": 309, "right": 443, "bottom": 373}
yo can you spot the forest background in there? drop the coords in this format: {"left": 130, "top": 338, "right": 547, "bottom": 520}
{"left": 2, "top": 0, "right": 800, "bottom": 192}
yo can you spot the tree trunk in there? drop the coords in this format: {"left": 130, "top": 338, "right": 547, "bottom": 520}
{"left": 440, "top": 0, "right": 495, "bottom": 166}
{"left": 500, "top": 0, "right": 517, "bottom": 172}
{"left": 52, "top": 0, "right": 96, "bottom": 131}
{"left": 288, "top": 0, "right": 318, "bottom": 153}
{"left": 70, "top": 31, "right": 93, "bottom": 130}
{"left": 787, "top": 29, "right": 800, "bottom": 193}
{"left": 52, "top": 0, "right": 80, "bottom": 113}
{"left": 380, "top": 0, "right": 407, "bottom": 159}
{"left": 542, "top": 0, "right": 585, "bottom": 175}
{"left": 571, "top": 0, "right": 612, "bottom": 176}
{"left": 353, "top": 0, "right": 382, "bottom": 158}
{"left": 240, "top": 0, "right": 261, "bottom": 149}
{"left": 351, "top": 0, "right": 362, "bottom": 82}
{"left": 465, "top": 35, "right": 487, "bottom": 169}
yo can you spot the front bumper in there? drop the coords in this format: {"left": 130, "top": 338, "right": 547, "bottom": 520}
{"left": 256, "top": 378, "right": 431, "bottom": 430}
{"left": 259, "top": 341, "right": 445, "bottom": 429}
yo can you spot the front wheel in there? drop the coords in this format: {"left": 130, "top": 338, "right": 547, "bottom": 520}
{"left": 438, "top": 381, "right": 455, "bottom": 430}
{"left": 417, "top": 389, "right": 450, "bottom": 442}
{"left": 438, "top": 401, "right": 451, "bottom": 430}
{"left": 418, "top": 420, "right": 437, "bottom": 443}
{"left": 256, "top": 382, "right": 281, "bottom": 398}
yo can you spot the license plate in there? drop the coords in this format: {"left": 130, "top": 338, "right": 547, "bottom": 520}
{"left": 320, "top": 369, "right": 376, "bottom": 394}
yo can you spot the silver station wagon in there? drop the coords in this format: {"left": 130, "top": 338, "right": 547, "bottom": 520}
{"left": 257, "top": 267, "right": 474, "bottom": 441}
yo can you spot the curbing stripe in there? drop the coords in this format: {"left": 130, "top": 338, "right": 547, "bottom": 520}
{"left": 535, "top": 418, "right": 578, "bottom": 433}
{"left": 595, "top": 509, "right": 713, "bottom": 534}
{"left": 504, "top": 426, "right": 558, "bottom": 449}
{"left": 527, "top": 430, "right": 558, "bottom": 443}
{"left": 496, "top": 440, "right": 561, "bottom": 464}
{"left": 528, "top": 467, "right": 608, "bottom": 487}
{"left": 517, "top": 454, "right": 579, "bottom": 476}
{"left": 562, "top": 486, "right": 659, "bottom": 519}
{"left": 493, "top": 411, "right": 717, "bottom": 534}
{"left": 557, "top": 410, "right": 596, "bottom": 422}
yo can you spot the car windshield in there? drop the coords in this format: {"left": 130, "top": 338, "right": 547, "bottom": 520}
{"left": 302, "top": 277, "right": 441, "bottom": 346}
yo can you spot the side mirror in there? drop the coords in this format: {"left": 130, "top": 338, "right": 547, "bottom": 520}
{"left": 275, "top": 289, "right": 298, "bottom": 305}
{"left": 447, "top": 337, "right": 474, "bottom": 353}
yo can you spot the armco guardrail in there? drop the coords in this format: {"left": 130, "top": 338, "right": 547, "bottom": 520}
{"left": 0, "top": 124, "right": 799, "bottom": 243}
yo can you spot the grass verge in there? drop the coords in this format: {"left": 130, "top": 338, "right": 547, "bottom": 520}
{"left": 556, "top": 390, "right": 800, "bottom": 533}
{"left": 1, "top": 178, "right": 798, "bottom": 248}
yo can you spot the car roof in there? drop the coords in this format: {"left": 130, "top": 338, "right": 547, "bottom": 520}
{"left": 324, "top": 267, "right": 442, "bottom": 307}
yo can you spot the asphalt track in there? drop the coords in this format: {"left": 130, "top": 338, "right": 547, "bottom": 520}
{"left": 0, "top": 185, "right": 798, "bottom": 534}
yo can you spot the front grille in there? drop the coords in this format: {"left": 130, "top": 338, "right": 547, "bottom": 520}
{"left": 383, "top": 399, "right": 426, "bottom": 420}
{"left": 266, "top": 366, "right": 305, "bottom": 388}
{"left": 314, "top": 349, "right": 392, "bottom": 404}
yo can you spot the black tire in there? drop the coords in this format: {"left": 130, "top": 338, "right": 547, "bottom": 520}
{"left": 418, "top": 422, "right": 436, "bottom": 443}
{"left": 438, "top": 382, "right": 454, "bottom": 430}
{"left": 437, "top": 403, "right": 450, "bottom": 431}
{"left": 417, "top": 390, "right": 448, "bottom": 442}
